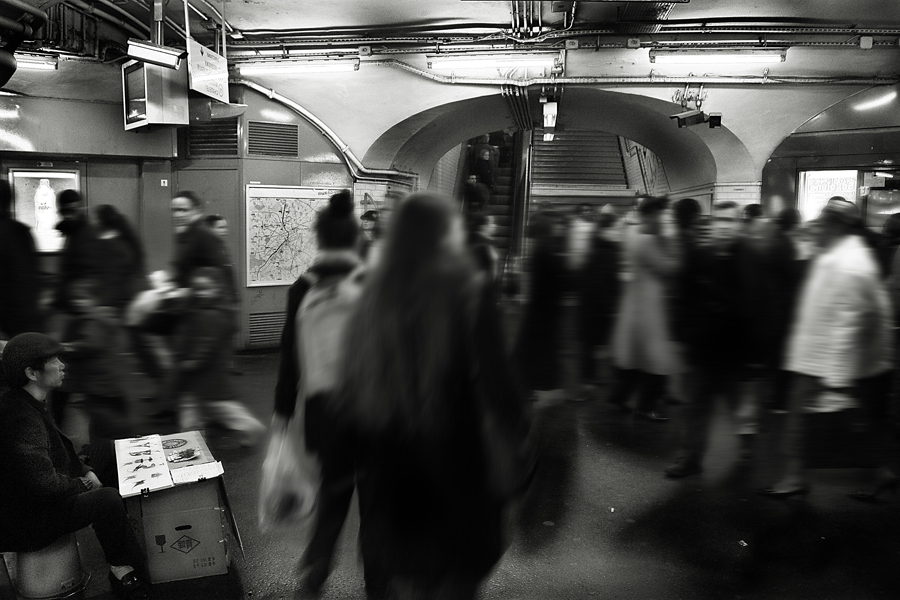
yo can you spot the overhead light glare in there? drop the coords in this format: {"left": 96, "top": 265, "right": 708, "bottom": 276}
{"left": 14, "top": 53, "right": 58, "bottom": 70}
{"left": 874, "top": 172, "right": 894, "bottom": 178}
{"left": 854, "top": 91, "right": 898, "bottom": 111}
{"left": 428, "top": 52, "right": 561, "bottom": 71}
{"left": 237, "top": 59, "right": 360, "bottom": 75}
{"left": 649, "top": 48, "right": 786, "bottom": 64}
{"left": 127, "top": 39, "right": 187, "bottom": 69}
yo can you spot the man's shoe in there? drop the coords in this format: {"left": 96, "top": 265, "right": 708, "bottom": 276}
{"left": 109, "top": 572, "right": 152, "bottom": 600}
{"left": 665, "top": 457, "right": 703, "bottom": 478}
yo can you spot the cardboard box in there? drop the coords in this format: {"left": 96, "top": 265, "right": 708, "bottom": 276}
{"left": 119, "top": 431, "right": 229, "bottom": 583}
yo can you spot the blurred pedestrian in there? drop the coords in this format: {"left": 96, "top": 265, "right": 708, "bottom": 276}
{"left": 578, "top": 211, "right": 621, "bottom": 391}
{"left": 466, "top": 211, "right": 500, "bottom": 283}
{"left": 472, "top": 148, "right": 496, "bottom": 194}
{"left": 58, "top": 279, "right": 131, "bottom": 441}
{"left": 170, "top": 191, "right": 227, "bottom": 289}
{"left": 608, "top": 196, "right": 681, "bottom": 421}
{"left": 151, "top": 191, "right": 226, "bottom": 421}
{"left": 95, "top": 205, "right": 147, "bottom": 312}
{"left": 203, "top": 214, "right": 238, "bottom": 307}
{"left": 272, "top": 189, "right": 364, "bottom": 593}
{"left": 665, "top": 201, "right": 754, "bottom": 478}
{"left": 461, "top": 174, "right": 490, "bottom": 214}
{"left": 333, "top": 192, "right": 531, "bottom": 600}
{"left": 175, "top": 266, "right": 264, "bottom": 445}
{"left": 758, "top": 208, "right": 807, "bottom": 413}
{"left": 514, "top": 210, "right": 569, "bottom": 402}
{"left": 760, "top": 198, "right": 895, "bottom": 499}
{"left": 54, "top": 190, "right": 101, "bottom": 314}
{"left": 0, "top": 179, "right": 44, "bottom": 337}
{"left": 359, "top": 209, "right": 379, "bottom": 260}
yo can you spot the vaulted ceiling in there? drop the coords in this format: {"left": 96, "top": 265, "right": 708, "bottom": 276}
{"left": 1, "top": 1, "right": 898, "bottom": 188}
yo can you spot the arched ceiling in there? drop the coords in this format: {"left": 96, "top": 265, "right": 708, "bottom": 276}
{"left": 366, "top": 88, "right": 759, "bottom": 192}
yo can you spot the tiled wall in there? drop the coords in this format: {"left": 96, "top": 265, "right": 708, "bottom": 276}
{"left": 619, "top": 137, "right": 671, "bottom": 196}
{"left": 713, "top": 183, "right": 762, "bottom": 207}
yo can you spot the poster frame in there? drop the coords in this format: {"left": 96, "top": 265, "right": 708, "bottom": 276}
{"left": 245, "top": 184, "right": 344, "bottom": 288}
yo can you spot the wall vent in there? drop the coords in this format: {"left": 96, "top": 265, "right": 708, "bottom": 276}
{"left": 188, "top": 118, "right": 239, "bottom": 156}
{"left": 248, "top": 311, "right": 286, "bottom": 348}
{"left": 247, "top": 121, "right": 300, "bottom": 157}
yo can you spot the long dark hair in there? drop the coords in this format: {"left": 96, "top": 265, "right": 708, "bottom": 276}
{"left": 96, "top": 204, "right": 145, "bottom": 273}
{"left": 335, "top": 192, "right": 480, "bottom": 435}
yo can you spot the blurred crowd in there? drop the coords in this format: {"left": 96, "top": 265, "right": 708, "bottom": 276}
{"left": 0, "top": 181, "right": 263, "bottom": 450}
{"left": 4, "top": 178, "right": 900, "bottom": 600}
{"left": 516, "top": 195, "right": 899, "bottom": 498}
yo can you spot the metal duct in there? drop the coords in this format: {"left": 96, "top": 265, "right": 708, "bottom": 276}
{"left": 371, "top": 58, "right": 899, "bottom": 87}
{"left": 502, "top": 84, "right": 533, "bottom": 131}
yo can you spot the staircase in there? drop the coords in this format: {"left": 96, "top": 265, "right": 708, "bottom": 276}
{"left": 530, "top": 128, "right": 632, "bottom": 212}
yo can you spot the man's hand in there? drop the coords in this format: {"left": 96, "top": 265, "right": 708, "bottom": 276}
{"left": 84, "top": 470, "right": 102, "bottom": 489}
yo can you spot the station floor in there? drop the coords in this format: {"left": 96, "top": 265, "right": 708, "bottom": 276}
{"left": 6, "top": 349, "right": 900, "bottom": 600}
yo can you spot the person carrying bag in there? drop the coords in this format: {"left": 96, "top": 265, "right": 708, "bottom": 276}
{"left": 258, "top": 190, "right": 366, "bottom": 595}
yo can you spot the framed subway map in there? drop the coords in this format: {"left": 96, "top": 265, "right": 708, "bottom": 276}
{"left": 245, "top": 185, "right": 343, "bottom": 287}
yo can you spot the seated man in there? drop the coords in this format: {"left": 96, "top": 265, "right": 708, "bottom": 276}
{"left": 0, "top": 333, "right": 152, "bottom": 599}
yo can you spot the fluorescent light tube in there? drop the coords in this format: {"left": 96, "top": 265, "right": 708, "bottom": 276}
{"left": 650, "top": 49, "right": 786, "bottom": 64}
{"left": 14, "top": 53, "right": 58, "bottom": 70}
{"left": 874, "top": 172, "right": 894, "bottom": 178}
{"left": 127, "top": 39, "right": 187, "bottom": 69}
{"left": 237, "top": 59, "right": 360, "bottom": 75}
{"left": 428, "top": 53, "right": 560, "bottom": 70}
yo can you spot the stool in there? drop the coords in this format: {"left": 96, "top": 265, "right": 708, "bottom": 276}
{"left": 14, "top": 534, "right": 89, "bottom": 599}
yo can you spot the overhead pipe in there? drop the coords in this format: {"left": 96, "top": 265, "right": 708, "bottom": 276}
{"left": 369, "top": 58, "right": 899, "bottom": 86}
{"left": 65, "top": 0, "right": 146, "bottom": 39}
{"left": 0, "top": 0, "right": 47, "bottom": 52}
{"left": 233, "top": 79, "right": 419, "bottom": 183}
{"left": 0, "top": 0, "right": 47, "bottom": 28}
{"left": 96, "top": 0, "right": 150, "bottom": 37}
{"left": 132, "top": 0, "right": 187, "bottom": 41}
{"left": 196, "top": 0, "right": 235, "bottom": 33}
{"left": 0, "top": 14, "right": 32, "bottom": 37}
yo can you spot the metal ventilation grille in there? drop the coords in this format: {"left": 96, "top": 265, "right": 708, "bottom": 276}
{"left": 188, "top": 118, "right": 239, "bottom": 156}
{"left": 248, "top": 311, "right": 286, "bottom": 348}
{"left": 247, "top": 121, "right": 300, "bottom": 157}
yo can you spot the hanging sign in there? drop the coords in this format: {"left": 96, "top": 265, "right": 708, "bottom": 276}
{"left": 187, "top": 39, "right": 229, "bottom": 103}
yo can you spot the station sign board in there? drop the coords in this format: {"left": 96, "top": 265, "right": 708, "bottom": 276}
{"left": 187, "top": 39, "right": 228, "bottom": 103}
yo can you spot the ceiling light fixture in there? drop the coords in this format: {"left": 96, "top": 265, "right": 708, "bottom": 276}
{"left": 649, "top": 48, "right": 787, "bottom": 64}
{"left": 237, "top": 58, "right": 360, "bottom": 75}
{"left": 427, "top": 52, "right": 562, "bottom": 71}
{"left": 874, "top": 172, "right": 895, "bottom": 178}
{"left": 14, "top": 53, "right": 58, "bottom": 70}
{"left": 127, "top": 39, "right": 187, "bottom": 70}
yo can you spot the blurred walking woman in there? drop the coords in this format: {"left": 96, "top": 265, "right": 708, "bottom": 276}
{"left": 334, "top": 193, "right": 531, "bottom": 600}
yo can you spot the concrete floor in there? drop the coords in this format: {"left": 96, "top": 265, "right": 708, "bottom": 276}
{"left": 6, "top": 351, "right": 900, "bottom": 600}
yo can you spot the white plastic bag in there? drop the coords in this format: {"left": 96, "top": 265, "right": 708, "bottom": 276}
{"left": 257, "top": 415, "right": 320, "bottom": 532}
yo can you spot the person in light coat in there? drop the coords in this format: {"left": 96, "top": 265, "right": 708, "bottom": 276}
{"left": 760, "top": 197, "right": 895, "bottom": 499}
{"left": 607, "top": 196, "right": 682, "bottom": 421}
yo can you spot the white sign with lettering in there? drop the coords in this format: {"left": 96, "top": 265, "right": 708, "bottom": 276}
{"left": 187, "top": 39, "right": 228, "bottom": 103}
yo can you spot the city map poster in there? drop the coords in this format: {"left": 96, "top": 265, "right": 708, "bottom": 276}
{"left": 246, "top": 186, "right": 340, "bottom": 287}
